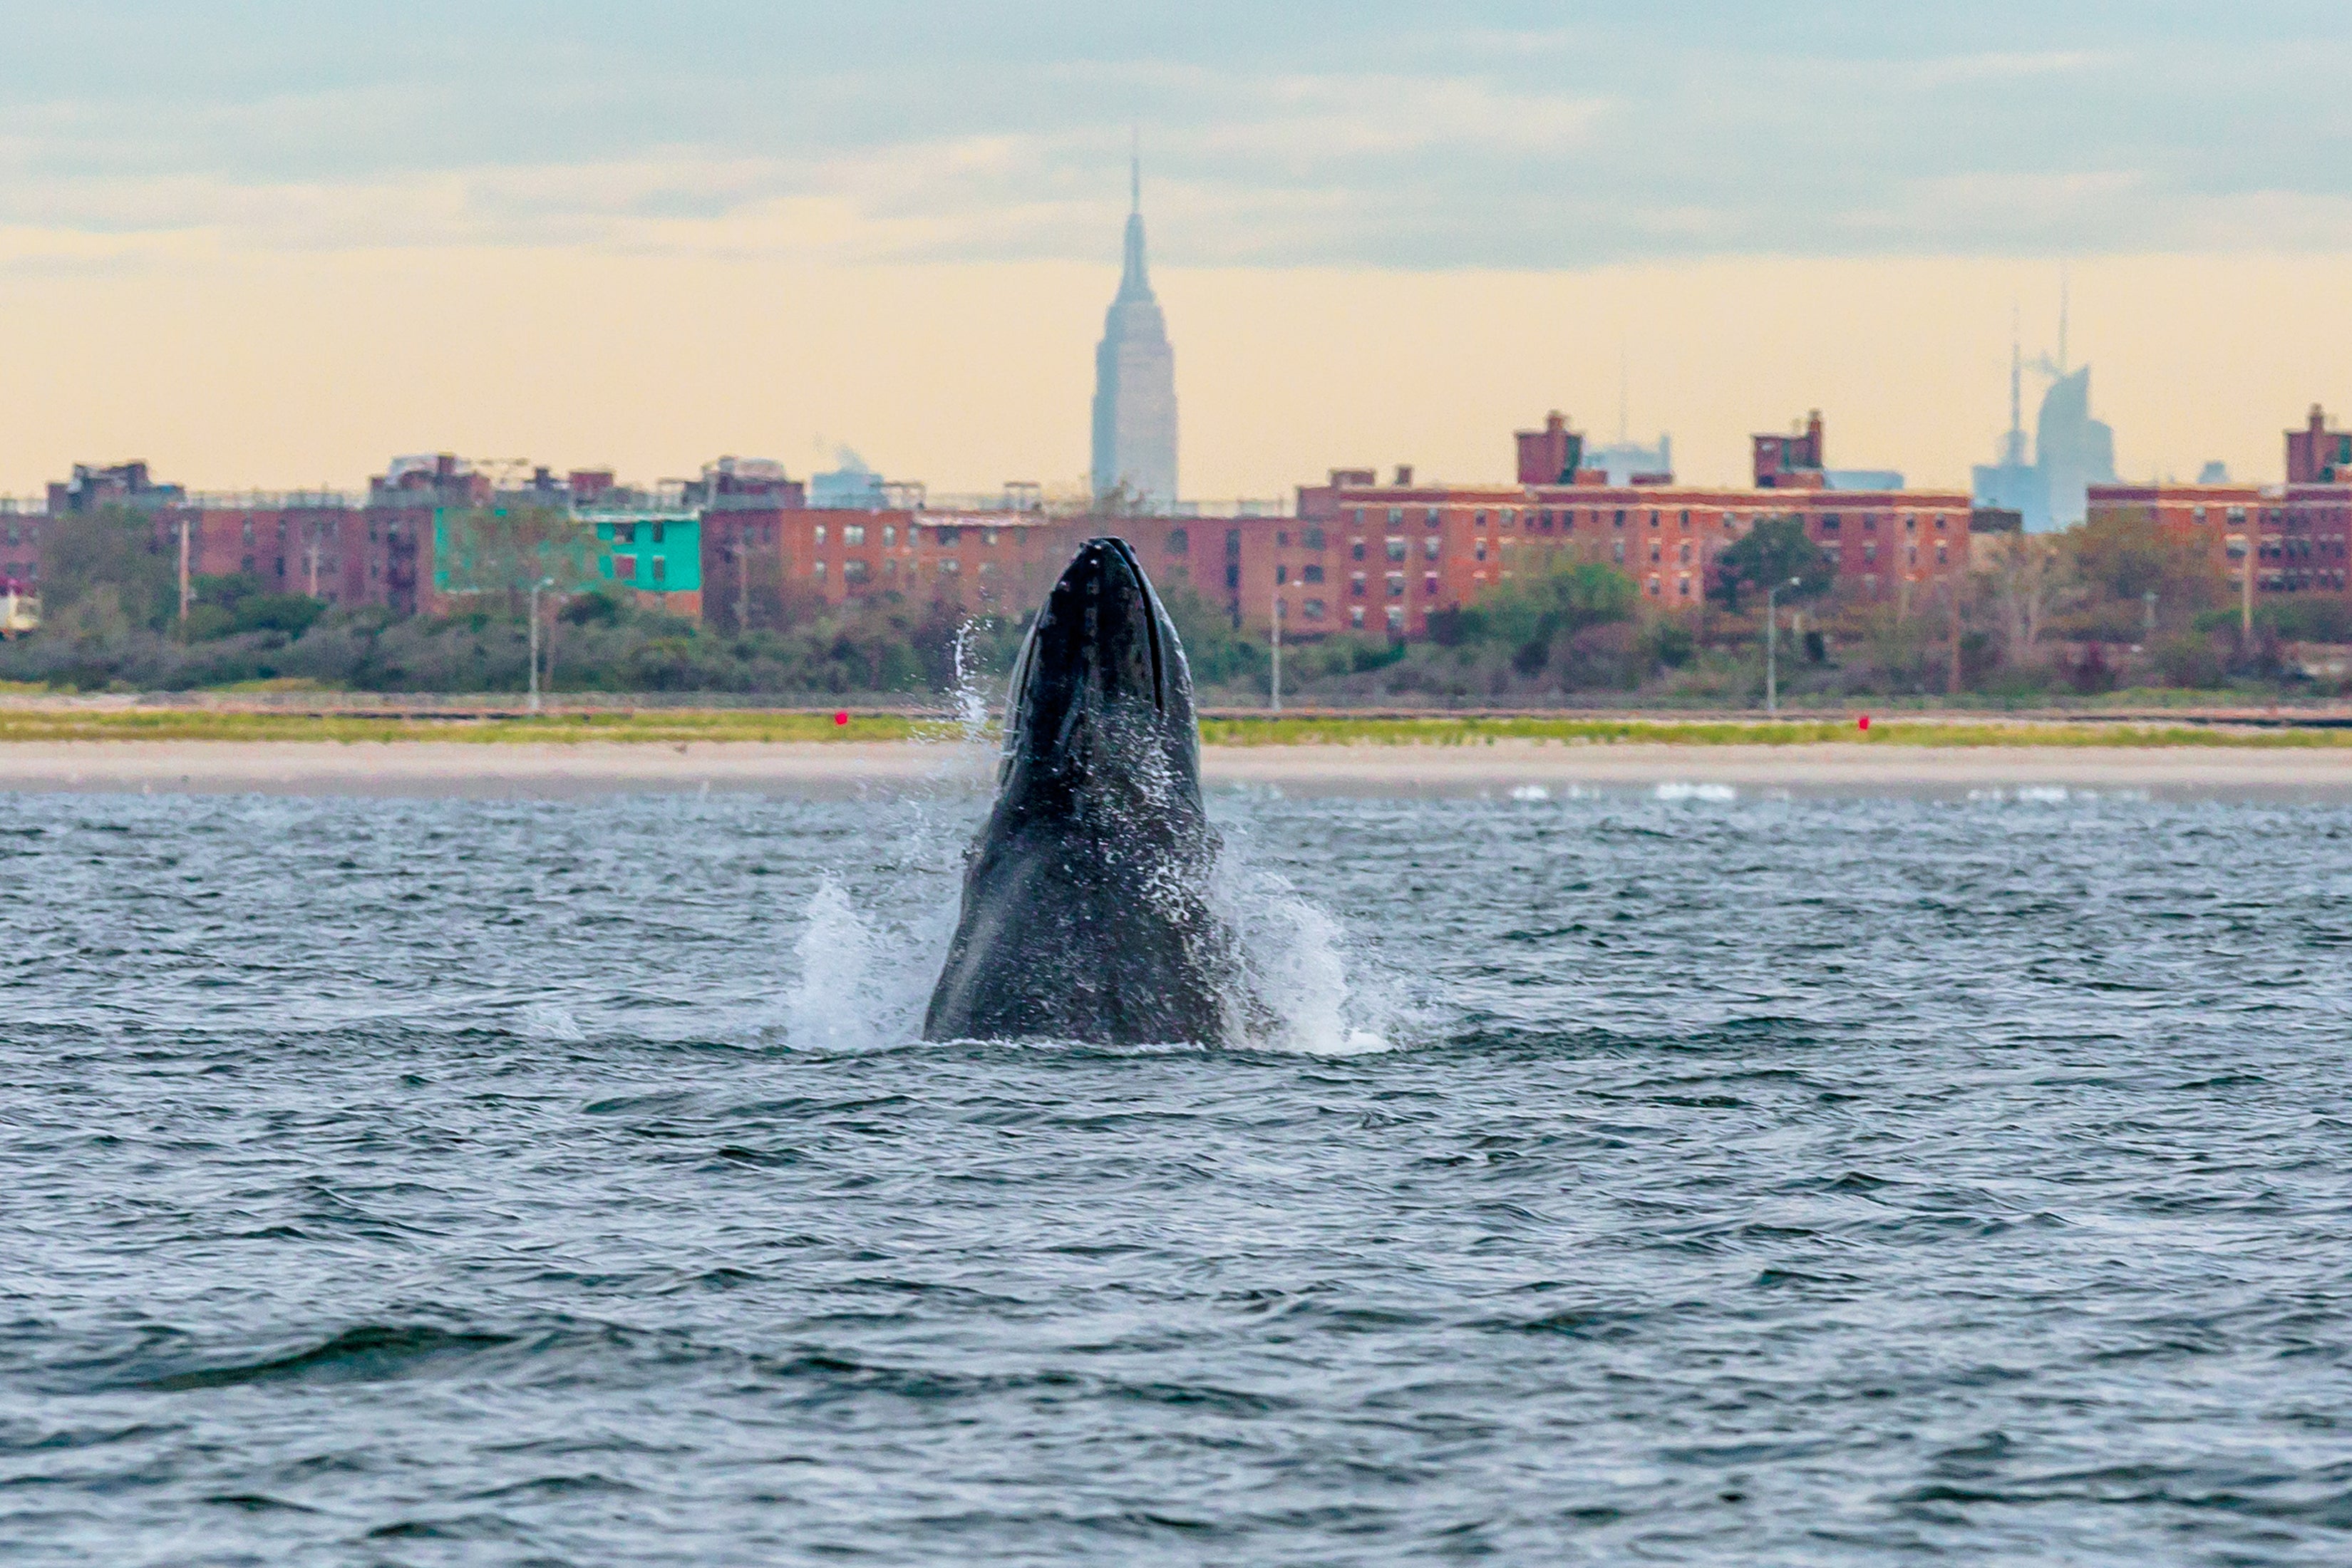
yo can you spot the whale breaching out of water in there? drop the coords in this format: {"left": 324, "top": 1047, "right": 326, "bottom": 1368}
{"left": 924, "top": 537, "right": 1241, "bottom": 1045}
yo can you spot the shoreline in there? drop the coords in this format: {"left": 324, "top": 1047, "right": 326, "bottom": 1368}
{"left": 0, "top": 739, "right": 2345, "bottom": 796}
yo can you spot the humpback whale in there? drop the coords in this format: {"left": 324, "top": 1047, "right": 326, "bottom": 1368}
{"left": 924, "top": 537, "right": 1241, "bottom": 1044}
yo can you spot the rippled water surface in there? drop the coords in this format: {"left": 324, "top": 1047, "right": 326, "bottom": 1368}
{"left": 6, "top": 780, "right": 2352, "bottom": 1565}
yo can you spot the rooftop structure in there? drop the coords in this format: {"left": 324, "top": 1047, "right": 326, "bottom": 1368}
{"left": 2287, "top": 405, "right": 2352, "bottom": 484}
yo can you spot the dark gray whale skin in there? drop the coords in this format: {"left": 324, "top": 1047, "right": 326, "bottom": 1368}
{"left": 924, "top": 537, "right": 1238, "bottom": 1045}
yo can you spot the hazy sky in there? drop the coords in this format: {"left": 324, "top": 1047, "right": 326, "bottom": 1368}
{"left": 3, "top": 2, "right": 2347, "bottom": 497}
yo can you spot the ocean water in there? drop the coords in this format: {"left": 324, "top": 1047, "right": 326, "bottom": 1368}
{"left": 5, "top": 778, "right": 2352, "bottom": 1564}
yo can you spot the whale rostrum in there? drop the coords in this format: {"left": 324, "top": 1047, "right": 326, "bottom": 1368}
{"left": 924, "top": 537, "right": 1244, "bottom": 1045}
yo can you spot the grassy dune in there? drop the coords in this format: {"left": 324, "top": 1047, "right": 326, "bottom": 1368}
{"left": 0, "top": 706, "right": 2345, "bottom": 748}
{"left": 1200, "top": 716, "right": 2352, "bottom": 748}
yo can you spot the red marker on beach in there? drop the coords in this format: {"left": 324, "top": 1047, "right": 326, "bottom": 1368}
{"left": 834, "top": 710, "right": 850, "bottom": 727}
{"left": 1857, "top": 714, "right": 1871, "bottom": 731}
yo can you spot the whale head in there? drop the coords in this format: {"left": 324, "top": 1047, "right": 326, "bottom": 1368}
{"left": 996, "top": 536, "right": 1200, "bottom": 811}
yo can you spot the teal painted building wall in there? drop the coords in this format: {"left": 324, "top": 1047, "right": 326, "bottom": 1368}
{"left": 429, "top": 507, "right": 703, "bottom": 617}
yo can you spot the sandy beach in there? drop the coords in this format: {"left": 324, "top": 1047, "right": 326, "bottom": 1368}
{"left": 0, "top": 738, "right": 2346, "bottom": 796}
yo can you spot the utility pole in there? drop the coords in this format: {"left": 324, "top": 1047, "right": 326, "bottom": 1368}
{"left": 1269, "top": 579, "right": 1282, "bottom": 713}
{"left": 1949, "top": 576, "right": 1963, "bottom": 695}
{"left": 2241, "top": 530, "right": 2255, "bottom": 639}
{"left": 1764, "top": 577, "right": 1798, "bottom": 716}
{"left": 736, "top": 522, "right": 750, "bottom": 634}
{"left": 527, "top": 577, "right": 550, "bottom": 713}
{"left": 177, "top": 514, "right": 191, "bottom": 630}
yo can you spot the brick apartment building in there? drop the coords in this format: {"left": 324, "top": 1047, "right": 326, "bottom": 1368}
{"left": 2087, "top": 405, "right": 2352, "bottom": 602}
{"left": 1274, "top": 412, "right": 1974, "bottom": 639}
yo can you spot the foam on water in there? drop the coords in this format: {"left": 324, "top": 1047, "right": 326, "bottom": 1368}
{"left": 1656, "top": 780, "right": 1738, "bottom": 803}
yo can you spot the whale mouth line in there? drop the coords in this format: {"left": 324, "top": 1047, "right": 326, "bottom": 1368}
{"left": 1092, "top": 536, "right": 1165, "bottom": 714}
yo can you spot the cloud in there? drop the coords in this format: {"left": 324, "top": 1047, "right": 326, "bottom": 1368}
{"left": 0, "top": 5, "right": 2346, "bottom": 269}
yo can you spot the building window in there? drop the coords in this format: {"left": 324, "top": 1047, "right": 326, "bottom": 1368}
{"left": 1649, "top": 511, "right": 1660, "bottom": 529}
{"left": 1386, "top": 572, "right": 1405, "bottom": 597}
{"left": 1647, "top": 574, "right": 1661, "bottom": 597}
{"left": 1386, "top": 606, "right": 1405, "bottom": 633}
{"left": 651, "top": 558, "right": 666, "bottom": 584}
{"left": 1678, "top": 542, "right": 1692, "bottom": 564}
{"left": 1304, "top": 527, "right": 1326, "bottom": 549}
{"left": 1426, "top": 507, "right": 1441, "bottom": 527}
{"left": 1388, "top": 507, "right": 1403, "bottom": 526}
{"left": 615, "top": 555, "right": 637, "bottom": 580}
{"left": 1351, "top": 537, "right": 1366, "bottom": 560}
{"left": 1351, "top": 508, "right": 1365, "bottom": 527}
{"left": 1351, "top": 571, "right": 1366, "bottom": 597}
{"left": 1303, "top": 598, "right": 1325, "bottom": 621}
{"left": 844, "top": 525, "right": 866, "bottom": 547}
{"left": 1907, "top": 545, "right": 1919, "bottom": 566}
{"left": 1863, "top": 542, "right": 1877, "bottom": 563}
{"left": 815, "top": 525, "right": 827, "bottom": 545}
{"left": 1275, "top": 564, "right": 1288, "bottom": 585}
{"left": 1935, "top": 542, "right": 1949, "bottom": 565}
{"left": 1613, "top": 510, "right": 1626, "bottom": 527}
{"left": 1386, "top": 538, "right": 1407, "bottom": 562}
{"left": 1612, "top": 540, "right": 1625, "bottom": 563}
{"left": 1303, "top": 563, "right": 1324, "bottom": 583}
{"left": 1935, "top": 514, "right": 1949, "bottom": 531}
{"left": 813, "top": 560, "right": 827, "bottom": 578}
{"left": 882, "top": 525, "right": 895, "bottom": 546}
{"left": 935, "top": 525, "right": 961, "bottom": 545}
{"left": 1423, "top": 572, "right": 1438, "bottom": 595}
{"left": 652, "top": 522, "right": 666, "bottom": 544}
{"left": 1423, "top": 537, "right": 1440, "bottom": 560}
{"left": 1475, "top": 542, "right": 1487, "bottom": 562}
{"left": 1351, "top": 605, "right": 1366, "bottom": 628}
{"left": 844, "top": 559, "right": 870, "bottom": 582}
{"left": 615, "top": 522, "right": 636, "bottom": 545}
{"left": 1166, "top": 528, "right": 1187, "bottom": 555}
{"left": 1474, "top": 511, "right": 1486, "bottom": 527}
{"left": 1904, "top": 515, "right": 1917, "bottom": 532}
{"left": 938, "top": 559, "right": 959, "bottom": 575}
{"left": 1678, "top": 575, "right": 1691, "bottom": 597}
{"left": 1820, "top": 515, "right": 1840, "bottom": 533}
{"left": 1680, "top": 510, "right": 1691, "bottom": 529}
{"left": 984, "top": 528, "right": 999, "bottom": 546}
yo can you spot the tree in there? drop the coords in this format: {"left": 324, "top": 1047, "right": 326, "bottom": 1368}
{"left": 1976, "top": 531, "right": 2065, "bottom": 666}
{"left": 38, "top": 507, "right": 177, "bottom": 634}
{"left": 438, "top": 505, "right": 598, "bottom": 611}
{"left": 1712, "top": 515, "right": 1833, "bottom": 612}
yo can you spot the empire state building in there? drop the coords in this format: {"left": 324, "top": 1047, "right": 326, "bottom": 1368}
{"left": 1089, "top": 160, "right": 1177, "bottom": 510}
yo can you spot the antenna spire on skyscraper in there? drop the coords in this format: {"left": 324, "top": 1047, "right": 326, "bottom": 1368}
{"left": 1130, "top": 126, "right": 1140, "bottom": 215}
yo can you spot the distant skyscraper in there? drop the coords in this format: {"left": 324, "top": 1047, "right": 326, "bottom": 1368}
{"left": 1971, "top": 294, "right": 2115, "bottom": 531}
{"left": 1089, "top": 155, "right": 1177, "bottom": 510}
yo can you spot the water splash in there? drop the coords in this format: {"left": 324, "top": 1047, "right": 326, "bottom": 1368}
{"left": 1214, "top": 855, "right": 1398, "bottom": 1056}
{"left": 1656, "top": 781, "right": 1738, "bottom": 803}
{"left": 950, "top": 619, "right": 994, "bottom": 740}
{"left": 785, "top": 877, "right": 946, "bottom": 1052}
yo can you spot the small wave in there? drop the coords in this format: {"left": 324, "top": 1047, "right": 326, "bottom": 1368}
{"left": 1509, "top": 784, "right": 1549, "bottom": 802}
{"left": 1655, "top": 781, "right": 1737, "bottom": 803}
{"left": 516, "top": 1001, "right": 586, "bottom": 1041}
{"left": 134, "top": 1324, "right": 515, "bottom": 1391}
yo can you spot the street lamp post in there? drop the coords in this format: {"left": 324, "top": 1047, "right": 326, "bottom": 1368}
{"left": 527, "top": 576, "right": 554, "bottom": 713}
{"left": 1270, "top": 580, "right": 1282, "bottom": 713}
{"left": 1764, "top": 576, "right": 1800, "bottom": 716}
